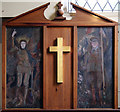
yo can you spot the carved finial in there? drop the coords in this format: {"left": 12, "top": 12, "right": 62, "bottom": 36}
{"left": 57, "top": 2, "right": 63, "bottom": 9}
{"left": 54, "top": 2, "right": 66, "bottom": 20}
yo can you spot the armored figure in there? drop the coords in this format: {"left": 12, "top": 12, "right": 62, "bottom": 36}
{"left": 86, "top": 37, "right": 103, "bottom": 105}
{"left": 78, "top": 28, "right": 108, "bottom": 106}
{"left": 87, "top": 37, "right": 101, "bottom": 73}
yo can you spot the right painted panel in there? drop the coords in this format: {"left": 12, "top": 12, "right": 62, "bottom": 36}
{"left": 77, "top": 27, "right": 113, "bottom": 108}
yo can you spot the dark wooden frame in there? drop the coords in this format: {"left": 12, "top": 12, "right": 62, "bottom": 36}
{"left": 2, "top": 2, "right": 118, "bottom": 111}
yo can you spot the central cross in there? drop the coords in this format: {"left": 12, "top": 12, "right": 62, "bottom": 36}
{"left": 49, "top": 38, "right": 71, "bottom": 83}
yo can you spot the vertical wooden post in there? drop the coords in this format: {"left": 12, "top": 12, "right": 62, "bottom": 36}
{"left": 43, "top": 26, "right": 47, "bottom": 109}
{"left": 114, "top": 25, "right": 118, "bottom": 109}
{"left": 73, "top": 26, "right": 77, "bottom": 109}
{"left": 2, "top": 24, "right": 6, "bottom": 109}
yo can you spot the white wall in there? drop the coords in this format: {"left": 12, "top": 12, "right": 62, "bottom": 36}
{"left": 0, "top": 1, "right": 120, "bottom": 109}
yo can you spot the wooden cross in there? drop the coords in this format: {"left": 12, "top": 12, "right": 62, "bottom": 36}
{"left": 49, "top": 38, "right": 71, "bottom": 83}
{"left": 57, "top": 2, "right": 63, "bottom": 9}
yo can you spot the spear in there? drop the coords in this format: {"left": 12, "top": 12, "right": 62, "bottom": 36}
{"left": 100, "top": 28, "right": 106, "bottom": 92}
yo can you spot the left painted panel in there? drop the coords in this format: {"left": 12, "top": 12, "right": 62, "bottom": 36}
{"left": 6, "top": 27, "right": 43, "bottom": 108}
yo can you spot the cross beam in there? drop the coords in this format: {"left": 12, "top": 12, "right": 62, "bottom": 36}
{"left": 49, "top": 38, "right": 71, "bottom": 83}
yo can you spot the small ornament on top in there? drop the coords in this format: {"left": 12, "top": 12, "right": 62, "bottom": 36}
{"left": 54, "top": 2, "right": 66, "bottom": 20}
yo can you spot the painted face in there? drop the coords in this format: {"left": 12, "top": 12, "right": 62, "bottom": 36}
{"left": 20, "top": 41, "right": 26, "bottom": 49}
{"left": 91, "top": 41, "right": 99, "bottom": 48}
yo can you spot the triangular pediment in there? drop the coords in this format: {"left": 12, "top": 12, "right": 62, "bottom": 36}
{"left": 4, "top": 2, "right": 117, "bottom": 25}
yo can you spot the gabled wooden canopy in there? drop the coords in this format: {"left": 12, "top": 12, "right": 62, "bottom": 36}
{"left": 2, "top": 2, "right": 118, "bottom": 110}
{"left": 4, "top": 2, "right": 117, "bottom": 26}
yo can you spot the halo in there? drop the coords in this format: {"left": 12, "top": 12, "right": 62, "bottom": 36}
{"left": 16, "top": 35, "right": 30, "bottom": 44}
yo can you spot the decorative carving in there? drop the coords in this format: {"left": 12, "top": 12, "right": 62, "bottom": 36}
{"left": 54, "top": 2, "right": 66, "bottom": 20}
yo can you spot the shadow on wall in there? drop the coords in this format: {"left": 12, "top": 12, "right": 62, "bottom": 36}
{"left": 44, "top": 2, "right": 57, "bottom": 20}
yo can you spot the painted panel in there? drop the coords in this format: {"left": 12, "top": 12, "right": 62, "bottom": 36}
{"left": 77, "top": 27, "right": 113, "bottom": 108}
{"left": 6, "top": 27, "right": 43, "bottom": 108}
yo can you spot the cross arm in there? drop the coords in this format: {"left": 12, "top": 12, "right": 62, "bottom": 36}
{"left": 63, "top": 46, "right": 71, "bottom": 52}
{"left": 49, "top": 46, "right": 58, "bottom": 52}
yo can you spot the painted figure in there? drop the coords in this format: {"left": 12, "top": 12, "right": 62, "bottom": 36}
{"left": 77, "top": 28, "right": 111, "bottom": 107}
{"left": 6, "top": 27, "right": 43, "bottom": 108}
{"left": 85, "top": 36, "right": 103, "bottom": 105}
{"left": 11, "top": 29, "right": 32, "bottom": 106}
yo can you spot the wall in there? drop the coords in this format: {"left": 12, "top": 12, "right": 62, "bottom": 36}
{"left": 0, "top": 1, "right": 120, "bottom": 109}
